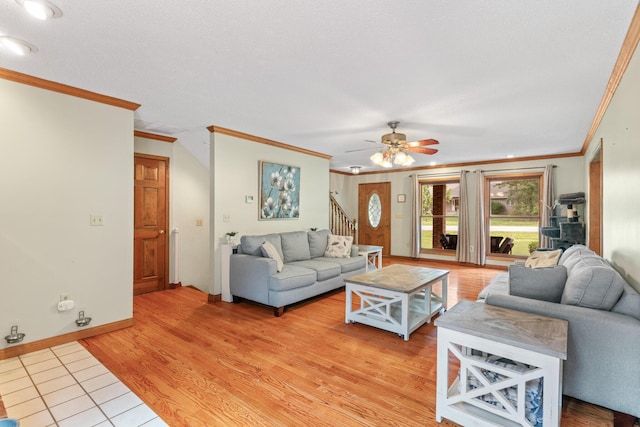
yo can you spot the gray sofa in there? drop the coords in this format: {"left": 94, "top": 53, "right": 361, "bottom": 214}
{"left": 230, "top": 229, "right": 366, "bottom": 316}
{"left": 478, "top": 244, "right": 640, "bottom": 418}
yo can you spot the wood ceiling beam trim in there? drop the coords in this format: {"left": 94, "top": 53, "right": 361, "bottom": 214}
{"left": 331, "top": 151, "right": 582, "bottom": 175}
{"left": 208, "top": 125, "right": 332, "bottom": 160}
{"left": 0, "top": 67, "right": 141, "bottom": 111}
{"left": 134, "top": 130, "right": 177, "bottom": 143}
{"left": 581, "top": 3, "right": 640, "bottom": 154}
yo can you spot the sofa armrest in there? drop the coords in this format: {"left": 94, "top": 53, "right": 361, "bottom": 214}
{"left": 230, "top": 254, "right": 277, "bottom": 305}
{"left": 485, "top": 294, "right": 640, "bottom": 416}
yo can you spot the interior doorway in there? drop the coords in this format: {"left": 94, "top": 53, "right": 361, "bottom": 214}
{"left": 358, "top": 182, "right": 391, "bottom": 256}
{"left": 134, "top": 154, "right": 169, "bottom": 295}
{"left": 588, "top": 145, "right": 602, "bottom": 255}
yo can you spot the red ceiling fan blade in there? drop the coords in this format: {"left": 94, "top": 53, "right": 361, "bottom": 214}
{"left": 406, "top": 146, "right": 438, "bottom": 155}
{"left": 407, "top": 139, "right": 439, "bottom": 147}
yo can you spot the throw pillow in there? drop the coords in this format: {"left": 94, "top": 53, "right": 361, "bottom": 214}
{"left": 308, "top": 229, "right": 330, "bottom": 258}
{"left": 509, "top": 264, "right": 567, "bottom": 303}
{"left": 280, "top": 231, "right": 311, "bottom": 263}
{"left": 260, "top": 241, "right": 284, "bottom": 272}
{"left": 324, "top": 234, "right": 353, "bottom": 258}
{"left": 524, "top": 249, "right": 562, "bottom": 268}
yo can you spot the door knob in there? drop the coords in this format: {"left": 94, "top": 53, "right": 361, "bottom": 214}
{"left": 159, "top": 230, "right": 165, "bottom": 234}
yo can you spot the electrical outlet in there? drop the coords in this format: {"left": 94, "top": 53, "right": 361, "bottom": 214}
{"left": 90, "top": 214, "right": 104, "bottom": 226}
{"left": 469, "top": 245, "right": 474, "bottom": 253}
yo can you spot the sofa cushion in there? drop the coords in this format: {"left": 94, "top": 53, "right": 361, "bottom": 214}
{"left": 260, "top": 241, "right": 284, "bottom": 272}
{"left": 561, "top": 257, "right": 625, "bottom": 310}
{"left": 308, "top": 229, "right": 330, "bottom": 258}
{"left": 508, "top": 264, "right": 567, "bottom": 303}
{"left": 612, "top": 281, "right": 640, "bottom": 321}
{"left": 281, "top": 231, "right": 311, "bottom": 263}
{"left": 525, "top": 249, "right": 562, "bottom": 268}
{"left": 477, "top": 272, "right": 509, "bottom": 300}
{"left": 558, "top": 244, "right": 595, "bottom": 266}
{"left": 324, "top": 234, "right": 353, "bottom": 258}
{"left": 268, "top": 265, "right": 317, "bottom": 292}
{"left": 240, "top": 234, "right": 283, "bottom": 260}
{"left": 316, "top": 256, "right": 366, "bottom": 274}
{"left": 288, "top": 260, "right": 341, "bottom": 281}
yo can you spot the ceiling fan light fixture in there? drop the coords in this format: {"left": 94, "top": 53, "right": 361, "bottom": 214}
{"left": 17, "top": 0, "right": 63, "bottom": 20}
{"left": 381, "top": 132, "right": 406, "bottom": 145}
{"left": 0, "top": 36, "right": 38, "bottom": 55}
{"left": 370, "top": 152, "right": 384, "bottom": 165}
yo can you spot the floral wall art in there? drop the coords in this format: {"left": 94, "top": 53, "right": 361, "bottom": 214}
{"left": 260, "top": 161, "right": 301, "bottom": 220}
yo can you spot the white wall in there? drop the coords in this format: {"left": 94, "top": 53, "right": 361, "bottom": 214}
{"left": 331, "top": 156, "right": 584, "bottom": 263}
{"left": 134, "top": 137, "right": 211, "bottom": 293}
{"left": 0, "top": 79, "right": 133, "bottom": 349}
{"left": 588, "top": 39, "right": 640, "bottom": 289}
{"left": 211, "top": 131, "right": 330, "bottom": 296}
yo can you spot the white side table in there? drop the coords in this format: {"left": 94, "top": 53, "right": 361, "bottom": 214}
{"left": 220, "top": 244, "right": 237, "bottom": 302}
{"left": 357, "top": 244, "right": 383, "bottom": 271}
{"left": 435, "top": 300, "right": 568, "bottom": 427}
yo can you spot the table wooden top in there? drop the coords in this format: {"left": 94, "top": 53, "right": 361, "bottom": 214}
{"left": 435, "top": 299, "right": 568, "bottom": 359}
{"left": 357, "top": 245, "right": 383, "bottom": 252}
{"left": 345, "top": 264, "right": 449, "bottom": 293}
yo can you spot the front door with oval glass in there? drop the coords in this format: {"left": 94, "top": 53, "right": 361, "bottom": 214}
{"left": 358, "top": 182, "right": 391, "bottom": 256}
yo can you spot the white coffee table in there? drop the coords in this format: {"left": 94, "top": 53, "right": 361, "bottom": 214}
{"left": 345, "top": 264, "right": 449, "bottom": 341}
{"left": 357, "top": 244, "right": 383, "bottom": 271}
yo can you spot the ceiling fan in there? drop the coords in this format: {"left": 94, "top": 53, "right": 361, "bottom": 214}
{"left": 348, "top": 121, "right": 439, "bottom": 168}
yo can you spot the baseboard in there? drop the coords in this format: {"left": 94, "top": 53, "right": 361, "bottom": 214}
{"left": 0, "top": 318, "right": 135, "bottom": 360}
{"left": 208, "top": 293, "right": 221, "bottom": 303}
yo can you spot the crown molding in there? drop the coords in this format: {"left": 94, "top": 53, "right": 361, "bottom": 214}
{"left": 134, "top": 130, "right": 177, "bottom": 143}
{"left": 208, "top": 125, "right": 332, "bottom": 160}
{"left": 0, "top": 67, "right": 140, "bottom": 111}
{"left": 581, "top": 2, "right": 640, "bottom": 154}
{"left": 330, "top": 151, "right": 581, "bottom": 176}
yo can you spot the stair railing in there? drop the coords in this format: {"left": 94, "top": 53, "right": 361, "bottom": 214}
{"left": 329, "top": 194, "right": 358, "bottom": 244}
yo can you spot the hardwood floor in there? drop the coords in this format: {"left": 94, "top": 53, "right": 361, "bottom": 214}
{"left": 81, "top": 258, "right": 619, "bottom": 426}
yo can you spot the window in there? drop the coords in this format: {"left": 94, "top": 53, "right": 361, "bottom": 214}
{"left": 420, "top": 180, "right": 460, "bottom": 251}
{"left": 486, "top": 174, "right": 541, "bottom": 256}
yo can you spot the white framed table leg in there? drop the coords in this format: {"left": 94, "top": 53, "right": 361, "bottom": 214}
{"left": 357, "top": 245, "right": 383, "bottom": 271}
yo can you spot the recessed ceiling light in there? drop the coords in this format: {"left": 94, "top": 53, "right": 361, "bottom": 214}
{"left": 0, "top": 36, "right": 38, "bottom": 55}
{"left": 506, "top": 154, "right": 515, "bottom": 158}
{"left": 16, "top": 0, "right": 63, "bottom": 20}
{"left": 430, "top": 161, "right": 437, "bottom": 166}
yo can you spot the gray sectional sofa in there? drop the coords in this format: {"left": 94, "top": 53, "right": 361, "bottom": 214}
{"left": 478, "top": 244, "right": 640, "bottom": 418}
{"left": 230, "top": 229, "right": 366, "bottom": 316}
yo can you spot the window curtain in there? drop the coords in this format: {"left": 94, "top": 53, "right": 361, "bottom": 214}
{"left": 456, "top": 171, "right": 470, "bottom": 262}
{"left": 410, "top": 174, "right": 421, "bottom": 258}
{"left": 473, "top": 169, "right": 487, "bottom": 265}
{"left": 541, "top": 164, "right": 556, "bottom": 249}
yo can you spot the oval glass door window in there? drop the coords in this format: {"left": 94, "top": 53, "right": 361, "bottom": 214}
{"left": 368, "top": 193, "right": 382, "bottom": 228}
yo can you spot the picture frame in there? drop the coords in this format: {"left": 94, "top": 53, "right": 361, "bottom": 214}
{"left": 397, "top": 194, "right": 406, "bottom": 203}
{"left": 259, "top": 161, "right": 301, "bottom": 220}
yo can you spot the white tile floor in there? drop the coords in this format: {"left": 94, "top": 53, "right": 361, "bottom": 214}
{"left": 0, "top": 342, "right": 167, "bottom": 427}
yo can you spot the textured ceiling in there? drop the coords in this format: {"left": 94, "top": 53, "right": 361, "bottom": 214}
{"left": 1, "top": 1, "right": 637, "bottom": 172}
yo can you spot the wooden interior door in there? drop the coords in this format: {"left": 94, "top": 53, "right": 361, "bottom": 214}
{"left": 358, "top": 182, "right": 391, "bottom": 256}
{"left": 134, "top": 154, "right": 169, "bottom": 295}
{"left": 588, "top": 147, "right": 602, "bottom": 255}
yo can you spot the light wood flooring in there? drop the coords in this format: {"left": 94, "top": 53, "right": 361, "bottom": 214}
{"left": 81, "top": 258, "right": 628, "bottom": 426}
